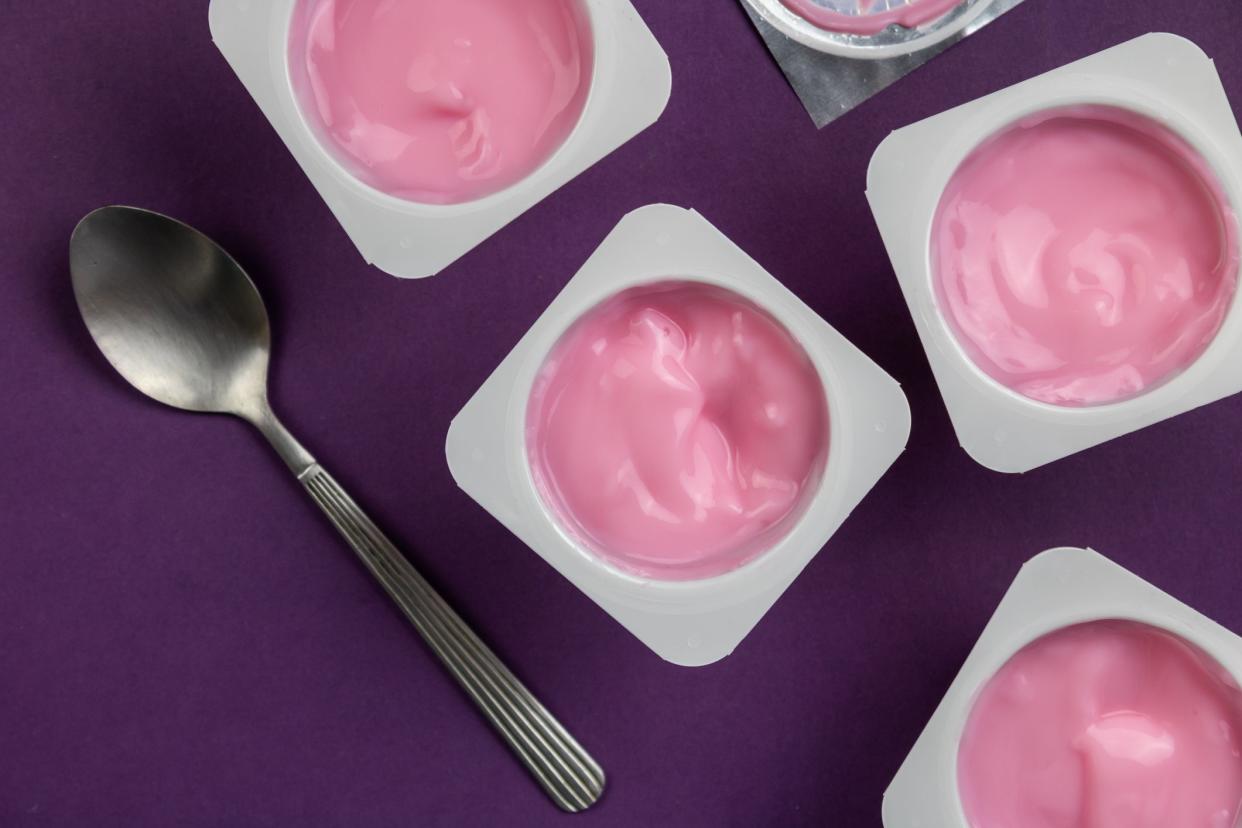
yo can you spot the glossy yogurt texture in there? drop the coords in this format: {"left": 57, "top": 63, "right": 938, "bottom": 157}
{"left": 289, "top": 0, "right": 592, "bottom": 204}
{"left": 526, "top": 282, "right": 829, "bottom": 581}
{"left": 958, "top": 620, "right": 1242, "bottom": 828}
{"left": 933, "top": 105, "right": 1238, "bottom": 406}
{"left": 780, "top": 0, "right": 965, "bottom": 35}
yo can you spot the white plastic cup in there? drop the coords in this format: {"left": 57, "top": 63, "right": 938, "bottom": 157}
{"left": 446, "top": 204, "right": 911, "bottom": 666}
{"left": 883, "top": 546, "right": 1242, "bottom": 827}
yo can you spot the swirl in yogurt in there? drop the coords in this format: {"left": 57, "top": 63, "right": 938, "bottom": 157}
{"left": 958, "top": 620, "right": 1242, "bottom": 828}
{"left": 932, "top": 105, "right": 1238, "bottom": 406}
{"left": 289, "top": 0, "right": 592, "bottom": 204}
{"left": 526, "top": 282, "right": 829, "bottom": 581}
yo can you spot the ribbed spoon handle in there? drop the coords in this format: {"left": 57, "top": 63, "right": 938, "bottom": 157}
{"left": 299, "top": 463, "right": 605, "bottom": 812}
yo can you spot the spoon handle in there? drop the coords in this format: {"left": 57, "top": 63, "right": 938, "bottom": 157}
{"left": 298, "top": 463, "right": 605, "bottom": 813}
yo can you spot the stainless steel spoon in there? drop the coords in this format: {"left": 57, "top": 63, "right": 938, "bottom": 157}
{"left": 68, "top": 206, "right": 605, "bottom": 813}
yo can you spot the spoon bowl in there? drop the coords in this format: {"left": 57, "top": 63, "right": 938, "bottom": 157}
{"left": 70, "top": 206, "right": 270, "bottom": 417}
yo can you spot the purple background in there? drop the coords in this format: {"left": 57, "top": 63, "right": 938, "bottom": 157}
{"left": 3, "top": 1, "right": 1242, "bottom": 825}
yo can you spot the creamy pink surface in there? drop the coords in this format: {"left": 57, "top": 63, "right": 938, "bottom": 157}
{"left": 779, "top": 0, "right": 965, "bottom": 35}
{"left": 932, "top": 105, "right": 1238, "bottom": 406}
{"left": 526, "top": 282, "right": 829, "bottom": 581}
{"left": 958, "top": 621, "right": 1242, "bottom": 828}
{"left": 289, "top": 0, "right": 592, "bottom": 204}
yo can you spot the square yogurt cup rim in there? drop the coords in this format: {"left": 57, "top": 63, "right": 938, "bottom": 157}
{"left": 277, "top": 0, "right": 604, "bottom": 217}
{"left": 867, "top": 34, "right": 1242, "bottom": 471}
{"left": 447, "top": 204, "right": 910, "bottom": 662}
{"left": 882, "top": 547, "right": 1242, "bottom": 827}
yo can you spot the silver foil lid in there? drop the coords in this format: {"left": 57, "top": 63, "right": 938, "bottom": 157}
{"left": 740, "top": 0, "right": 1030, "bottom": 128}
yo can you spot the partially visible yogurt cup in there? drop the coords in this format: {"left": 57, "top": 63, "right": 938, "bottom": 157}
{"left": 958, "top": 619, "right": 1242, "bottom": 827}
{"left": 209, "top": 0, "right": 670, "bottom": 278}
{"left": 446, "top": 204, "right": 910, "bottom": 666}
{"left": 883, "top": 547, "right": 1242, "bottom": 828}
{"left": 867, "top": 34, "right": 1242, "bottom": 472}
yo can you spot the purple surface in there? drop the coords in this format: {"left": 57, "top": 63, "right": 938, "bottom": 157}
{"left": 3, "top": 1, "right": 1242, "bottom": 825}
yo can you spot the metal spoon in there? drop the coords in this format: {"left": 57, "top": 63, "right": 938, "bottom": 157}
{"left": 68, "top": 206, "right": 605, "bottom": 813}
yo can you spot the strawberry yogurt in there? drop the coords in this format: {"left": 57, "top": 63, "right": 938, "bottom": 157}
{"left": 288, "top": 0, "right": 592, "bottom": 204}
{"left": 525, "top": 282, "right": 830, "bottom": 581}
{"left": 931, "top": 105, "right": 1239, "bottom": 406}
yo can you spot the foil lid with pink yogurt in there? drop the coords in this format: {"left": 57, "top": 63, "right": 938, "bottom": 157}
{"left": 738, "top": 0, "right": 1025, "bottom": 128}
{"left": 780, "top": 0, "right": 968, "bottom": 36}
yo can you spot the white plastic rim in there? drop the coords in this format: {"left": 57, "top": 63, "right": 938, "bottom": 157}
{"left": 881, "top": 547, "right": 1242, "bottom": 828}
{"left": 208, "top": 0, "right": 671, "bottom": 278}
{"left": 743, "top": 0, "right": 997, "bottom": 60}
{"left": 866, "top": 34, "right": 1242, "bottom": 472}
{"left": 446, "top": 204, "right": 911, "bottom": 665}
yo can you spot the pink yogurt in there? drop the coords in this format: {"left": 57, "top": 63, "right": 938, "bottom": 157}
{"left": 526, "top": 282, "right": 830, "bottom": 581}
{"left": 958, "top": 620, "right": 1242, "bottom": 828}
{"left": 932, "top": 105, "right": 1239, "bottom": 406}
{"left": 288, "top": 0, "right": 593, "bottom": 204}
{"left": 779, "top": 0, "right": 966, "bottom": 35}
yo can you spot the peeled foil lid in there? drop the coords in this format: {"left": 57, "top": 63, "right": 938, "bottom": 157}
{"left": 741, "top": 0, "right": 1029, "bottom": 128}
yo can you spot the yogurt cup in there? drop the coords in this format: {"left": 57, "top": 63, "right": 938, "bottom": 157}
{"left": 867, "top": 34, "right": 1242, "bottom": 472}
{"left": 883, "top": 547, "right": 1242, "bottom": 828}
{"left": 446, "top": 204, "right": 911, "bottom": 666}
{"left": 743, "top": 0, "right": 997, "bottom": 60}
{"left": 208, "top": 0, "right": 671, "bottom": 278}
